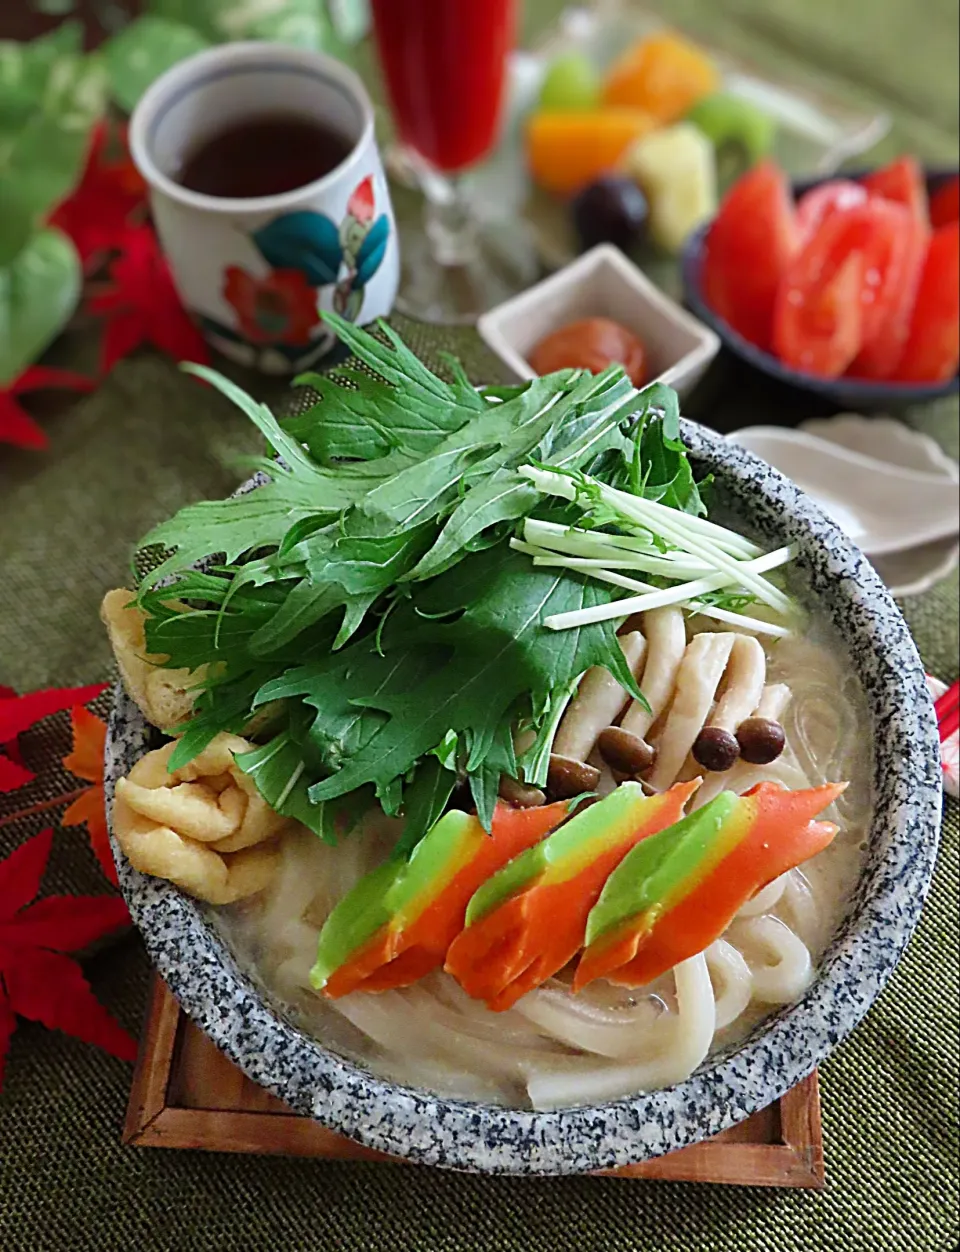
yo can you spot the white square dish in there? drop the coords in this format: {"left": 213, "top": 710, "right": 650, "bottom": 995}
{"left": 477, "top": 244, "right": 721, "bottom": 398}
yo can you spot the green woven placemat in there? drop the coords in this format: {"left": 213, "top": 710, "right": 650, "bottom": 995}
{"left": 1, "top": 312, "right": 957, "bottom": 1252}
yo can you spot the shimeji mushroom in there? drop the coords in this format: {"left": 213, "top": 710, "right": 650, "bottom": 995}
{"left": 645, "top": 632, "right": 736, "bottom": 791}
{"left": 597, "top": 606, "right": 686, "bottom": 777}
{"left": 549, "top": 630, "right": 648, "bottom": 798}
{"left": 692, "top": 682, "right": 795, "bottom": 808}
{"left": 692, "top": 634, "right": 767, "bottom": 773}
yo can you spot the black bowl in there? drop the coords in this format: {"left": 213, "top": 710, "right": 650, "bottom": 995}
{"left": 681, "top": 166, "right": 960, "bottom": 410}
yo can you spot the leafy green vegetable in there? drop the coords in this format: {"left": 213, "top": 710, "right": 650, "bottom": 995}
{"left": 392, "top": 757, "right": 458, "bottom": 861}
{"left": 132, "top": 316, "right": 733, "bottom": 856}
{"left": 302, "top": 545, "right": 642, "bottom": 811}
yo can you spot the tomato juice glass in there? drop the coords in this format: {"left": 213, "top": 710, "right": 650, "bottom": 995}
{"left": 370, "top": 0, "right": 537, "bottom": 322}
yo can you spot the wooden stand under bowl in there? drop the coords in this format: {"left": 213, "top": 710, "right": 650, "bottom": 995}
{"left": 124, "top": 976, "right": 824, "bottom": 1188}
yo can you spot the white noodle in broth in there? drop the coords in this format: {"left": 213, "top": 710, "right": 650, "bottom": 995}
{"left": 215, "top": 612, "right": 872, "bottom": 1110}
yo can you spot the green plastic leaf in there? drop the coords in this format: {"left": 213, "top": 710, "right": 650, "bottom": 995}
{"left": 326, "top": 0, "right": 370, "bottom": 44}
{"left": 150, "top": 0, "right": 331, "bottom": 49}
{"left": 0, "top": 25, "right": 83, "bottom": 123}
{"left": 0, "top": 30, "right": 106, "bottom": 264}
{"left": 33, "top": 0, "right": 77, "bottom": 14}
{"left": 104, "top": 16, "right": 211, "bottom": 114}
{"left": 0, "top": 228, "right": 81, "bottom": 385}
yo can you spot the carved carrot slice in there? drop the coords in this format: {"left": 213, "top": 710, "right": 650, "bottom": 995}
{"left": 574, "top": 780, "right": 845, "bottom": 991}
{"left": 312, "top": 800, "right": 572, "bottom": 998}
{"left": 444, "top": 780, "right": 699, "bottom": 1011}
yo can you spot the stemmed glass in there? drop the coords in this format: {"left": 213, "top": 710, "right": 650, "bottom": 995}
{"left": 370, "top": 0, "right": 538, "bottom": 322}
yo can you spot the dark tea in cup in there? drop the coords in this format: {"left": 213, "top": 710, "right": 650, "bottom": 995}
{"left": 175, "top": 115, "right": 353, "bottom": 199}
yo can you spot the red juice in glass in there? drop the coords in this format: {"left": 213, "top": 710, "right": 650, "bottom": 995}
{"left": 370, "top": 0, "right": 516, "bottom": 173}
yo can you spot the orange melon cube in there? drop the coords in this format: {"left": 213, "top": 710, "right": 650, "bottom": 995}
{"left": 602, "top": 31, "right": 721, "bottom": 124}
{"left": 525, "top": 109, "right": 658, "bottom": 196}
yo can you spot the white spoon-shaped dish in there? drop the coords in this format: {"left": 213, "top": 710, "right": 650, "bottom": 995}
{"left": 727, "top": 426, "right": 959, "bottom": 558}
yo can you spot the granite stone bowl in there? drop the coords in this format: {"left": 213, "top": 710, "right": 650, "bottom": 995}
{"left": 104, "top": 420, "right": 943, "bottom": 1175}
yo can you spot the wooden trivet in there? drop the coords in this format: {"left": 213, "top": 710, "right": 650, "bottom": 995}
{"left": 125, "top": 975, "right": 824, "bottom": 1188}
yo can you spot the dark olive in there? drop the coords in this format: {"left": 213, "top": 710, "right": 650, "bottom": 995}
{"left": 498, "top": 775, "right": 547, "bottom": 808}
{"left": 571, "top": 175, "right": 649, "bottom": 253}
{"left": 736, "top": 717, "right": 786, "bottom": 765}
{"left": 597, "top": 726, "right": 656, "bottom": 776}
{"left": 692, "top": 726, "right": 741, "bottom": 773}
{"left": 547, "top": 754, "right": 601, "bottom": 800}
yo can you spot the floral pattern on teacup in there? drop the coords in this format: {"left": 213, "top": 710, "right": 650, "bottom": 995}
{"left": 222, "top": 267, "right": 320, "bottom": 346}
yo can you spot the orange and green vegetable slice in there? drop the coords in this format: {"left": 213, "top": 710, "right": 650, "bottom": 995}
{"left": 574, "top": 780, "right": 844, "bottom": 991}
{"left": 311, "top": 800, "right": 572, "bottom": 998}
{"left": 444, "top": 780, "right": 699, "bottom": 1012}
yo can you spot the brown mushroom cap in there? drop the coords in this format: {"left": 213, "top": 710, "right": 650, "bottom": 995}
{"left": 547, "top": 754, "right": 601, "bottom": 800}
{"left": 736, "top": 717, "right": 786, "bottom": 765}
{"left": 596, "top": 726, "right": 657, "bottom": 776}
{"left": 498, "top": 775, "right": 547, "bottom": 808}
{"left": 692, "top": 726, "right": 741, "bottom": 773}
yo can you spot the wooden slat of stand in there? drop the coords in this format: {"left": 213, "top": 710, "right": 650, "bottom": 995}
{"left": 124, "top": 976, "right": 824, "bottom": 1188}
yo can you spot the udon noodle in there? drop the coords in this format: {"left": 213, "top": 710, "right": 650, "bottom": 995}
{"left": 216, "top": 611, "right": 872, "bottom": 1110}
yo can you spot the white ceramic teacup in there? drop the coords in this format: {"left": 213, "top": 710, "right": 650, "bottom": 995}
{"left": 130, "top": 42, "right": 399, "bottom": 375}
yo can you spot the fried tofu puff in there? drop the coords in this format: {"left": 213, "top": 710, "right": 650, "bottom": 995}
{"left": 113, "top": 733, "right": 291, "bottom": 904}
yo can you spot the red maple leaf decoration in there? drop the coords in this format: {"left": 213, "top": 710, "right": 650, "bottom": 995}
{"left": 60, "top": 706, "right": 115, "bottom": 885}
{"left": 48, "top": 119, "right": 148, "bottom": 273}
{"left": 1, "top": 683, "right": 107, "bottom": 793}
{"left": 89, "top": 226, "right": 210, "bottom": 375}
{"left": 0, "top": 828, "right": 135, "bottom": 1090}
{"left": 0, "top": 366, "right": 97, "bottom": 451}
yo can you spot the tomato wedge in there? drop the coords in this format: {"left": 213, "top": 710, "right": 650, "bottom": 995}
{"left": 774, "top": 199, "right": 910, "bottom": 377}
{"left": 862, "top": 155, "right": 929, "bottom": 223}
{"left": 930, "top": 175, "right": 960, "bottom": 229}
{"left": 795, "top": 179, "right": 867, "bottom": 240}
{"left": 701, "top": 161, "right": 799, "bottom": 351}
{"left": 773, "top": 248, "right": 864, "bottom": 377}
{"left": 893, "top": 222, "right": 960, "bottom": 383}
{"left": 849, "top": 209, "right": 928, "bottom": 379}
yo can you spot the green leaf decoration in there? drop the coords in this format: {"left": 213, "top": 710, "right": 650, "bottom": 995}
{"left": 0, "top": 228, "right": 81, "bottom": 385}
{"left": 0, "top": 27, "right": 106, "bottom": 264}
{"left": 104, "top": 16, "right": 212, "bottom": 114}
{"left": 149, "top": 0, "right": 331, "bottom": 50}
{"left": 326, "top": 0, "right": 370, "bottom": 44}
{"left": 253, "top": 212, "right": 344, "bottom": 287}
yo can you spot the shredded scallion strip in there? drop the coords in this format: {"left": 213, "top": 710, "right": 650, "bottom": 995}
{"left": 519, "top": 465, "right": 795, "bottom": 625}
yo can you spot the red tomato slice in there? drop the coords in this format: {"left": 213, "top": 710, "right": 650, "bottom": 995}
{"left": 861, "top": 156, "right": 929, "bottom": 223}
{"left": 930, "top": 175, "right": 960, "bottom": 229}
{"left": 893, "top": 222, "right": 960, "bottom": 383}
{"left": 849, "top": 209, "right": 928, "bottom": 379}
{"left": 773, "top": 248, "right": 864, "bottom": 377}
{"left": 774, "top": 199, "right": 913, "bottom": 377}
{"left": 796, "top": 180, "right": 867, "bottom": 240}
{"left": 701, "top": 161, "right": 799, "bottom": 352}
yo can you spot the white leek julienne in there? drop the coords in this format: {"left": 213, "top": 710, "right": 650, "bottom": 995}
{"left": 522, "top": 474, "right": 764, "bottom": 560}
{"left": 538, "top": 545, "right": 795, "bottom": 630}
{"left": 520, "top": 465, "right": 793, "bottom": 617}
{"left": 517, "top": 464, "right": 797, "bottom": 634}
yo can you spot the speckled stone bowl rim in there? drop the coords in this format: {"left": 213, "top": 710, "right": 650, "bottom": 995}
{"left": 104, "top": 419, "right": 943, "bottom": 1175}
